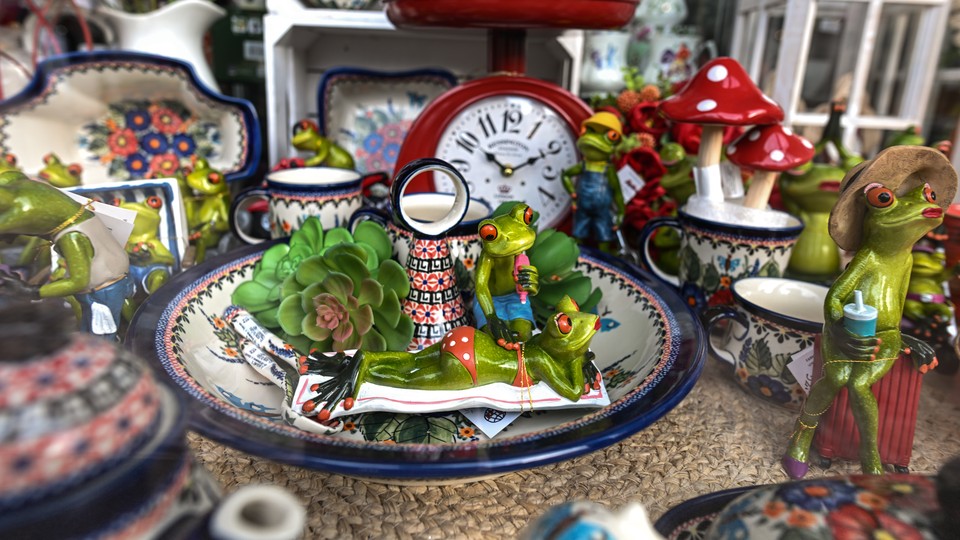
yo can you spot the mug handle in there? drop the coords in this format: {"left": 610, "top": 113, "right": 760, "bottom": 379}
{"left": 702, "top": 305, "right": 750, "bottom": 368}
{"left": 637, "top": 216, "right": 682, "bottom": 288}
{"left": 229, "top": 186, "right": 270, "bottom": 245}
{"left": 348, "top": 206, "right": 391, "bottom": 232}
{"left": 696, "top": 39, "right": 718, "bottom": 64}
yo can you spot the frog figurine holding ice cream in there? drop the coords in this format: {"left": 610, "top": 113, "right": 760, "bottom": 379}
{"left": 474, "top": 203, "right": 540, "bottom": 347}
{"left": 782, "top": 146, "right": 958, "bottom": 479}
{"left": 0, "top": 171, "right": 133, "bottom": 340}
{"left": 562, "top": 112, "right": 625, "bottom": 253}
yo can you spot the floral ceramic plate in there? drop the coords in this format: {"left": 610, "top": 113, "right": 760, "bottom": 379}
{"left": 126, "top": 241, "right": 705, "bottom": 480}
{"left": 316, "top": 67, "right": 457, "bottom": 175}
{"left": 0, "top": 51, "right": 259, "bottom": 184}
{"left": 654, "top": 486, "right": 754, "bottom": 540}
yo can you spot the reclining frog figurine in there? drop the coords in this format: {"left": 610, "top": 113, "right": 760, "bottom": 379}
{"left": 297, "top": 295, "right": 602, "bottom": 419}
{"left": 474, "top": 203, "right": 539, "bottom": 347}
{"left": 37, "top": 153, "right": 82, "bottom": 188}
{"left": 181, "top": 158, "right": 229, "bottom": 263}
{"left": 0, "top": 171, "right": 132, "bottom": 340}
{"left": 291, "top": 119, "right": 355, "bottom": 170}
{"left": 118, "top": 196, "right": 174, "bottom": 322}
{"left": 782, "top": 146, "right": 958, "bottom": 479}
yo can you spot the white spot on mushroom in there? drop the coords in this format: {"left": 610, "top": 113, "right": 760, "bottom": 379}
{"left": 728, "top": 144, "right": 737, "bottom": 155}
{"left": 801, "top": 138, "right": 813, "bottom": 149}
{"left": 707, "top": 65, "right": 728, "bottom": 82}
{"left": 749, "top": 130, "right": 761, "bottom": 141}
{"left": 697, "top": 99, "right": 717, "bottom": 112}
{"left": 783, "top": 127, "right": 793, "bottom": 136}
{"left": 461, "top": 336, "right": 468, "bottom": 342}
{"left": 770, "top": 150, "right": 785, "bottom": 162}
{"left": 449, "top": 340, "right": 456, "bottom": 347}
{"left": 463, "top": 353, "right": 470, "bottom": 361}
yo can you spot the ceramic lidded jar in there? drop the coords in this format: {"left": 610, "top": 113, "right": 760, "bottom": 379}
{"left": 0, "top": 299, "right": 219, "bottom": 538}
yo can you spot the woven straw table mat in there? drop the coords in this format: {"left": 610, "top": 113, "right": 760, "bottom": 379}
{"left": 188, "top": 358, "right": 960, "bottom": 539}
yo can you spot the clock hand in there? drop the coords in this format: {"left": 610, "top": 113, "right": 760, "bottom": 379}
{"left": 508, "top": 150, "right": 545, "bottom": 173}
{"left": 482, "top": 149, "right": 511, "bottom": 175}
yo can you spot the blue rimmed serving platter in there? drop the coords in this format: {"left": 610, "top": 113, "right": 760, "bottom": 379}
{"left": 127, "top": 241, "right": 705, "bottom": 480}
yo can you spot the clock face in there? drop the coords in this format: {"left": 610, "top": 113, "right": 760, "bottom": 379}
{"left": 434, "top": 96, "right": 579, "bottom": 228}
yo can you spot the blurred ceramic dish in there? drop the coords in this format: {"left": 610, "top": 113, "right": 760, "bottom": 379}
{"left": 653, "top": 486, "right": 753, "bottom": 540}
{"left": 316, "top": 67, "right": 457, "bottom": 175}
{"left": 127, "top": 241, "right": 705, "bottom": 480}
{"left": 0, "top": 51, "right": 260, "bottom": 184}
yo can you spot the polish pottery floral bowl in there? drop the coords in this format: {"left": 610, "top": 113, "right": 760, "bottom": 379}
{"left": 0, "top": 51, "right": 259, "bottom": 184}
{"left": 127, "top": 241, "right": 705, "bottom": 480}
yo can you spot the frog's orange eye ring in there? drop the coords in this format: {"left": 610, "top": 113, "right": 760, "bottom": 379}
{"left": 864, "top": 183, "right": 895, "bottom": 208}
{"left": 292, "top": 119, "right": 318, "bottom": 136}
{"left": 4, "top": 154, "right": 16, "bottom": 166}
{"left": 479, "top": 224, "right": 498, "bottom": 242}
{"left": 42, "top": 153, "right": 54, "bottom": 164}
{"left": 111, "top": 197, "right": 124, "bottom": 206}
{"left": 208, "top": 172, "right": 222, "bottom": 184}
{"left": 923, "top": 183, "right": 937, "bottom": 204}
{"left": 580, "top": 125, "right": 588, "bottom": 136}
{"left": 606, "top": 130, "right": 621, "bottom": 142}
{"left": 147, "top": 196, "right": 163, "bottom": 209}
{"left": 67, "top": 164, "right": 82, "bottom": 176}
{"left": 555, "top": 314, "right": 572, "bottom": 334}
{"left": 523, "top": 206, "right": 533, "bottom": 225}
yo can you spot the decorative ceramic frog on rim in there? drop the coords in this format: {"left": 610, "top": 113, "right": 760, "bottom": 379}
{"left": 474, "top": 202, "right": 540, "bottom": 347}
{"left": 37, "top": 152, "right": 82, "bottom": 188}
{"left": 118, "top": 196, "right": 174, "bottom": 322}
{"left": 902, "top": 246, "right": 959, "bottom": 374}
{"left": 0, "top": 152, "right": 20, "bottom": 174}
{"left": 0, "top": 171, "right": 132, "bottom": 340}
{"left": 658, "top": 141, "right": 695, "bottom": 205}
{"left": 299, "top": 295, "right": 602, "bottom": 419}
{"left": 779, "top": 162, "right": 844, "bottom": 280}
{"left": 782, "top": 146, "right": 958, "bottom": 479}
{"left": 291, "top": 119, "right": 356, "bottom": 170}
{"left": 182, "top": 158, "right": 229, "bottom": 263}
{"left": 562, "top": 112, "right": 626, "bottom": 253}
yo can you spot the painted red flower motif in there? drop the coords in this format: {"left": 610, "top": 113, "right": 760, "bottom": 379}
{"left": 827, "top": 505, "right": 922, "bottom": 540}
{"left": 148, "top": 153, "right": 180, "bottom": 177}
{"left": 108, "top": 128, "right": 139, "bottom": 157}
{"left": 152, "top": 108, "right": 183, "bottom": 134}
{"left": 627, "top": 101, "right": 668, "bottom": 138}
{"left": 708, "top": 288, "right": 734, "bottom": 306}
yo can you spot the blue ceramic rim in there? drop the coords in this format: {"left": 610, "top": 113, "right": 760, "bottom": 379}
{"left": 315, "top": 66, "right": 458, "bottom": 137}
{"left": 264, "top": 170, "right": 363, "bottom": 196}
{"left": 653, "top": 485, "right": 760, "bottom": 538}
{"left": 126, "top": 243, "right": 706, "bottom": 479}
{"left": 66, "top": 180, "right": 184, "bottom": 272}
{"left": 398, "top": 192, "right": 494, "bottom": 225}
{"left": 0, "top": 50, "right": 261, "bottom": 183}
{"left": 731, "top": 278, "right": 827, "bottom": 335}
{"left": 677, "top": 208, "right": 804, "bottom": 240}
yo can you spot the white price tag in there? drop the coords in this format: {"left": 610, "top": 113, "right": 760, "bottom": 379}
{"left": 62, "top": 190, "right": 135, "bottom": 248}
{"left": 787, "top": 346, "right": 817, "bottom": 395}
{"left": 460, "top": 408, "right": 521, "bottom": 438}
{"left": 617, "top": 164, "right": 645, "bottom": 203}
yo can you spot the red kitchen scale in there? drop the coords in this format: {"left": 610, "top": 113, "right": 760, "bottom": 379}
{"left": 388, "top": 0, "right": 638, "bottom": 229}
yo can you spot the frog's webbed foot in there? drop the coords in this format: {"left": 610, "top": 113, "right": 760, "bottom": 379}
{"left": 825, "top": 321, "right": 880, "bottom": 359}
{"left": 301, "top": 351, "right": 363, "bottom": 420}
{"left": 581, "top": 355, "right": 601, "bottom": 394}
{"left": 902, "top": 334, "right": 938, "bottom": 373}
{"left": 486, "top": 315, "right": 521, "bottom": 350}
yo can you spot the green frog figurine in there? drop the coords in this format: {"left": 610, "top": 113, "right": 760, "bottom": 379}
{"left": 37, "top": 153, "right": 82, "bottom": 188}
{"left": 291, "top": 119, "right": 355, "bottom": 170}
{"left": 562, "top": 112, "right": 625, "bottom": 253}
{"left": 182, "top": 158, "right": 229, "bottom": 263}
{"left": 658, "top": 142, "right": 695, "bottom": 206}
{"left": 299, "top": 295, "right": 602, "bottom": 419}
{"left": 782, "top": 146, "right": 958, "bottom": 479}
{"left": 0, "top": 152, "right": 20, "bottom": 174}
{"left": 0, "top": 171, "right": 132, "bottom": 340}
{"left": 901, "top": 247, "right": 959, "bottom": 374}
{"left": 474, "top": 203, "right": 540, "bottom": 347}
{"left": 779, "top": 163, "right": 844, "bottom": 280}
{"left": 118, "top": 196, "right": 174, "bottom": 322}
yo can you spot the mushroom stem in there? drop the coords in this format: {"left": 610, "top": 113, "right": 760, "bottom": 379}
{"left": 742, "top": 170, "right": 778, "bottom": 209}
{"left": 693, "top": 124, "right": 726, "bottom": 201}
{"left": 697, "top": 125, "right": 725, "bottom": 168}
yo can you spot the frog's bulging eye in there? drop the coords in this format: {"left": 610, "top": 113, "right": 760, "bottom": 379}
{"left": 147, "top": 196, "right": 163, "bottom": 209}
{"left": 208, "top": 172, "right": 222, "bottom": 184}
{"left": 4, "top": 154, "right": 16, "bottom": 166}
{"left": 555, "top": 314, "right": 572, "bottom": 334}
{"left": 923, "top": 184, "right": 937, "bottom": 204}
{"left": 480, "top": 224, "right": 498, "bottom": 242}
{"left": 68, "top": 164, "right": 82, "bottom": 176}
{"left": 43, "top": 153, "right": 55, "bottom": 164}
{"left": 111, "top": 197, "right": 123, "bottom": 206}
{"left": 523, "top": 206, "right": 533, "bottom": 225}
{"left": 292, "top": 119, "right": 318, "bottom": 136}
{"left": 606, "top": 130, "right": 621, "bottom": 143}
{"left": 865, "top": 184, "right": 895, "bottom": 208}
{"left": 579, "top": 125, "right": 588, "bottom": 136}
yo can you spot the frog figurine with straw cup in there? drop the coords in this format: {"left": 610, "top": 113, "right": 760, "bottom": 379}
{"left": 782, "top": 145, "right": 958, "bottom": 479}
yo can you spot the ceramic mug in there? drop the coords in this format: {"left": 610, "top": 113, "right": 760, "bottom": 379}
{"left": 704, "top": 277, "right": 827, "bottom": 410}
{"left": 643, "top": 32, "right": 717, "bottom": 84}
{"left": 638, "top": 208, "right": 803, "bottom": 310}
{"left": 230, "top": 167, "right": 364, "bottom": 244}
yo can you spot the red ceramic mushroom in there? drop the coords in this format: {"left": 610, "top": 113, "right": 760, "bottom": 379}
{"left": 727, "top": 124, "right": 815, "bottom": 209}
{"left": 659, "top": 57, "right": 783, "bottom": 201}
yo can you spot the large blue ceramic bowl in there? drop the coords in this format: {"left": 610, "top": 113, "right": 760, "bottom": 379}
{"left": 127, "top": 242, "right": 705, "bottom": 480}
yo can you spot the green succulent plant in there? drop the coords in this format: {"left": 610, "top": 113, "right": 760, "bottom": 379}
{"left": 231, "top": 217, "right": 411, "bottom": 353}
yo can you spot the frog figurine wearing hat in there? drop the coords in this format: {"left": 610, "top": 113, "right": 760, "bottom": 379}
{"left": 782, "top": 145, "right": 958, "bottom": 479}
